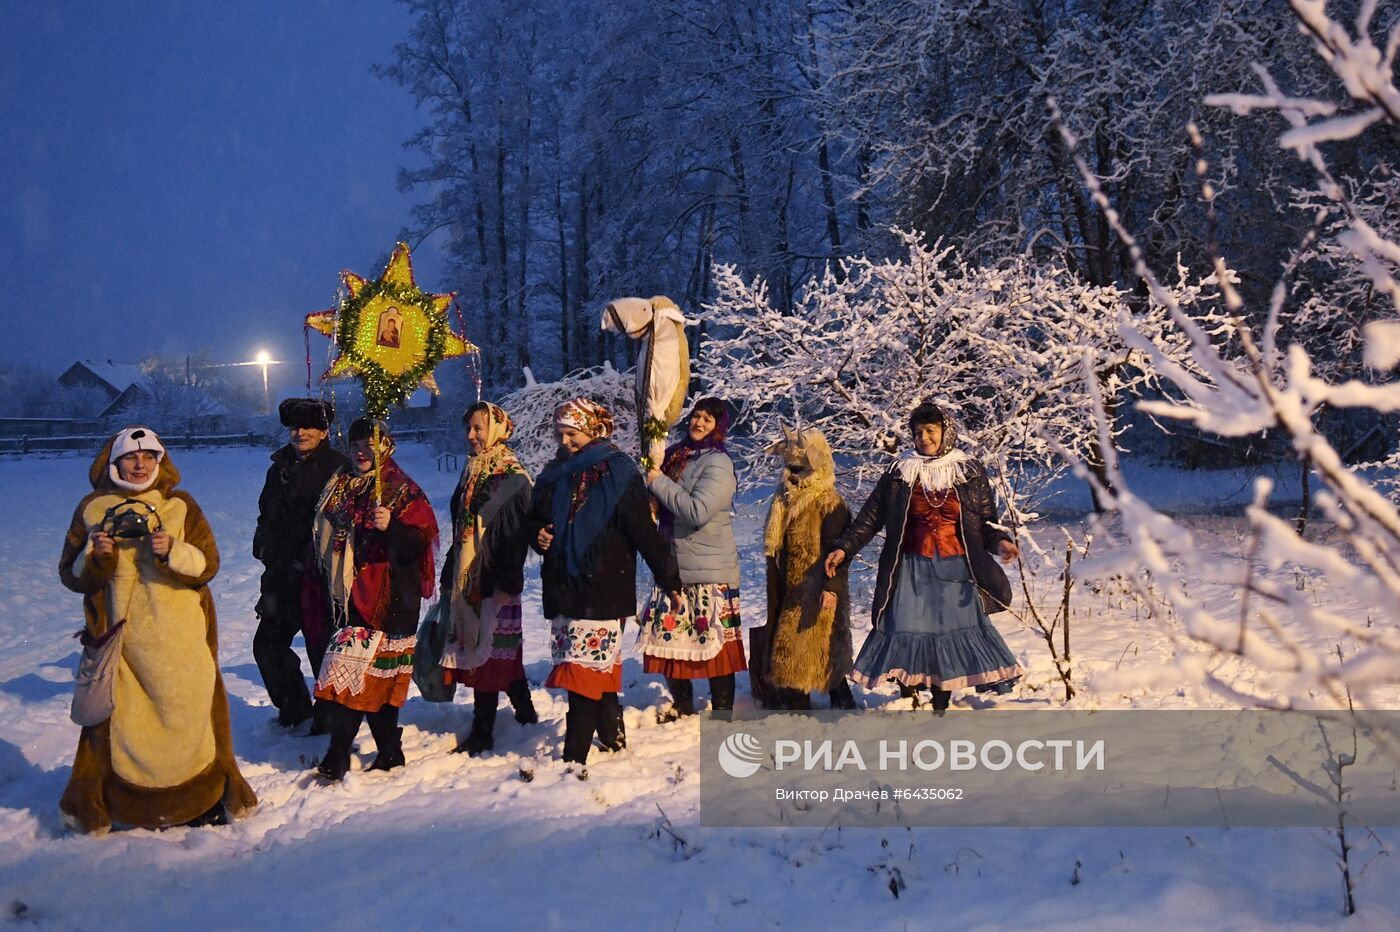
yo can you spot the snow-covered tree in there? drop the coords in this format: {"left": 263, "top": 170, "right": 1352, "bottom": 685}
{"left": 1285, "top": 167, "right": 1400, "bottom": 466}
{"left": 703, "top": 230, "right": 1231, "bottom": 512}
{"left": 0, "top": 364, "right": 61, "bottom": 418}
{"left": 816, "top": 0, "right": 1315, "bottom": 288}
{"left": 1067, "top": 0, "right": 1400, "bottom": 710}
{"left": 382, "top": 0, "right": 873, "bottom": 390}
{"left": 118, "top": 367, "right": 227, "bottom": 433}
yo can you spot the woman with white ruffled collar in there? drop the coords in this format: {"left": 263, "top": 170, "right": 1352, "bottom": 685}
{"left": 823, "top": 401, "right": 1021, "bottom": 712}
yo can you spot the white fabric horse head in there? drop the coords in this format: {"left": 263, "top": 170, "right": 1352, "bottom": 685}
{"left": 601, "top": 295, "right": 688, "bottom": 337}
{"left": 600, "top": 296, "right": 692, "bottom": 466}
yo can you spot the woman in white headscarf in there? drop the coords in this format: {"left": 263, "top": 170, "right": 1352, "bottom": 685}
{"left": 824, "top": 401, "right": 1021, "bottom": 712}
{"left": 440, "top": 402, "right": 538, "bottom": 756}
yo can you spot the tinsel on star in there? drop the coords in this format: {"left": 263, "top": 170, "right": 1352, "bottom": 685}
{"left": 306, "top": 242, "right": 475, "bottom": 420}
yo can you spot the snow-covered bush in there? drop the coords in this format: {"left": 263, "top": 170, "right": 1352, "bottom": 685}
{"left": 703, "top": 231, "right": 1230, "bottom": 510}
{"left": 497, "top": 362, "right": 641, "bottom": 474}
{"left": 1065, "top": 0, "right": 1400, "bottom": 710}
{"left": 117, "top": 367, "right": 228, "bottom": 433}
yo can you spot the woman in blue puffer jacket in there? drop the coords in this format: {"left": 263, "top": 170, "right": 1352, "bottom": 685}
{"left": 640, "top": 397, "right": 747, "bottom": 720}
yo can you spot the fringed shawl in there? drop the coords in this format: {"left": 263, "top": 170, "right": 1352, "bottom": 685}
{"left": 313, "top": 457, "right": 438, "bottom": 630}
{"left": 535, "top": 439, "right": 634, "bottom": 578}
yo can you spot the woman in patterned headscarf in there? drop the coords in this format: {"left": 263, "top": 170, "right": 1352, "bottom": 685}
{"left": 824, "top": 401, "right": 1021, "bottom": 712}
{"left": 308, "top": 418, "right": 438, "bottom": 780}
{"left": 440, "top": 402, "right": 538, "bottom": 756}
{"left": 525, "top": 397, "right": 681, "bottom": 777}
{"left": 640, "top": 397, "right": 746, "bottom": 721}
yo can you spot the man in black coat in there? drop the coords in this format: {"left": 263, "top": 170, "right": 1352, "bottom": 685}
{"left": 253, "top": 398, "right": 348, "bottom": 728}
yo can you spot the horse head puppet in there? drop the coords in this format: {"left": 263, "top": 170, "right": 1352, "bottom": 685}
{"left": 601, "top": 296, "right": 691, "bottom": 466}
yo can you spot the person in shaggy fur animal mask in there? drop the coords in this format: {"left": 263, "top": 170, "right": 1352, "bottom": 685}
{"left": 751, "top": 425, "right": 857, "bottom": 710}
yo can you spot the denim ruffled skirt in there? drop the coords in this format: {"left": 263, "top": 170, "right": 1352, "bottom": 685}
{"left": 851, "top": 553, "right": 1021, "bottom": 692}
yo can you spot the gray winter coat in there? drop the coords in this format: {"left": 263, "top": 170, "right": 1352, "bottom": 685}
{"left": 647, "top": 449, "right": 740, "bottom": 588}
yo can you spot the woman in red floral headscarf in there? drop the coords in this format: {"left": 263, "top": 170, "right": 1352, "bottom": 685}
{"left": 308, "top": 418, "right": 438, "bottom": 781}
{"left": 640, "top": 397, "right": 746, "bottom": 720}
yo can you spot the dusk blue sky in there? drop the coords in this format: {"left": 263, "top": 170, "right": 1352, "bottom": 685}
{"left": 1, "top": 1, "right": 445, "bottom": 388}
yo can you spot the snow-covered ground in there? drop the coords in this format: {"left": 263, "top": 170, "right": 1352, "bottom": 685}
{"left": 1, "top": 445, "right": 1396, "bottom": 929}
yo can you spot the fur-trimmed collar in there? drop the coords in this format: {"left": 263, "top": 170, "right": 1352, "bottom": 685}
{"left": 893, "top": 448, "right": 975, "bottom": 492}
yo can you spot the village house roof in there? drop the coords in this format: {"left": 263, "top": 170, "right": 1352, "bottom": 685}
{"left": 57, "top": 360, "right": 147, "bottom": 398}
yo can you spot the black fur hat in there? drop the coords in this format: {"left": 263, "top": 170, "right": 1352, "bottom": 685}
{"left": 279, "top": 398, "right": 334, "bottom": 430}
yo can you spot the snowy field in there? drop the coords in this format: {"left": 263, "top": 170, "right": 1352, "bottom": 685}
{"left": 1, "top": 444, "right": 1398, "bottom": 930}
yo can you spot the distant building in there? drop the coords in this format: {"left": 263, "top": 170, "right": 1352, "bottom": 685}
{"left": 57, "top": 360, "right": 149, "bottom": 417}
{"left": 0, "top": 415, "right": 105, "bottom": 441}
{"left": 57, "top": 359, "right": 226, "bottom": 420}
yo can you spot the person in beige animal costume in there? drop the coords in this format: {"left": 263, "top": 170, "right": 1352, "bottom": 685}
{"left": 58, "top": 426, "right": 257, "bottom": 833}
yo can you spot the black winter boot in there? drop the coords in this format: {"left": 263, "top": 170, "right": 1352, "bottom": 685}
{"left": 316, "top": 745, "right": 352, "bottom": 782}
{"left": 828, "top": 680, "right": 857, "bottom": 710}
{"left": 308, "top": 698, "right": 330, "bottom": 736}
{"left": 930, "top": 688, "right": 952, "bottom": 713}
{"left": 709, "top": 674, "right": 736, "bottom": 712}
{"left": 365, "top": 706, "right": 405, "bottom": 772}
{"left": 596, "top": 692, "right": 626, "bottom": 752}
{"left": 275, "top": 705, "right": 311, "bottom": 729}
{"left": 454, "top": 691, "right": 498, "bottom": 756}
{"left": 658, "top": 678, "right": 695, "bottom": 723}
{"left": 366, "top": 740, "right": 405, "bottom": 771}
{"left": 315, "top": 703, "right": 360, "bottom": 782}
{"left": 974, "top": 676, "right": 1019, "bottom": 696}
{"left": 563, "top": 692, "right": 599, "bottom": 765}
{"left": 506, "top": 678, "right": 538, "bottom": 725}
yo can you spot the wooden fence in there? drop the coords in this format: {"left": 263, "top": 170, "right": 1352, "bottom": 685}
{"left": 0, "top": 426, "right": 456, "bottom": 455}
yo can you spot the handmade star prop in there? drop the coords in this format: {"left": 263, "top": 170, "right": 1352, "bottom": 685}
{"left": 306, "top": 243, "right": 474, "bottom": 419}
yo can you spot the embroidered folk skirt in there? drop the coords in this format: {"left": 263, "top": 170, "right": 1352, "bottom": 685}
{"left": 315, "top": 625, "right": 417, "bottom": 712}
{"left": 442, "top": 594, "right": 526, "bottom": 692}
{"left": 545, "top": 616, "right": 629, "bottom": 701}
{"left": 851, "top": 554, "right": 1021, "bottom": 692}
{"left": 639, "top": 583, "right": 747, "bottom": 680}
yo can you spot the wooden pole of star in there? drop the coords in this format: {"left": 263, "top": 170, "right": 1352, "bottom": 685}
{"left": 373, "top": 422, "right": 384, "bottom": 506}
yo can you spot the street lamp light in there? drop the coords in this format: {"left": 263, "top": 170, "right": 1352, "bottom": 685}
{"left": 254, "top": 350, "right": 273, "bottom": 414}
{"left": 184, "top": 353, "right": 282, "bottom": 415}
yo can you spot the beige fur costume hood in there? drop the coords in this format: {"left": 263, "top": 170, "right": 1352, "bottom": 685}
{"left": 57, "top": 435, "right": 256, "bottom": 833}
